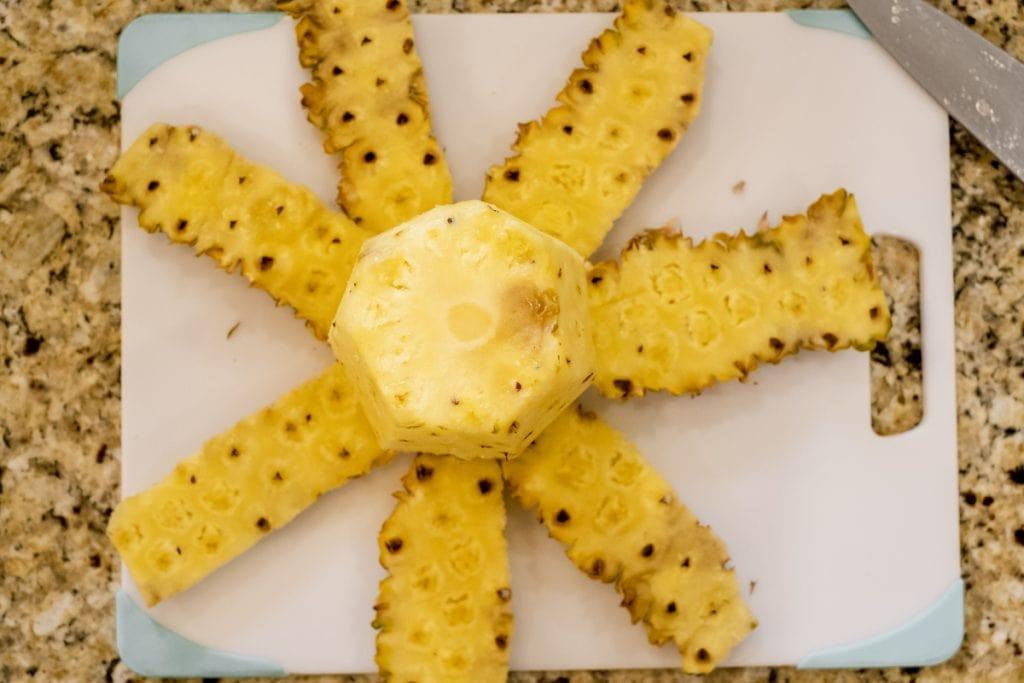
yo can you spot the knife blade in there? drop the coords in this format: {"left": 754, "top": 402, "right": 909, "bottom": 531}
{"left": 849, "top": 0, "right": 1024, "bottom": 180}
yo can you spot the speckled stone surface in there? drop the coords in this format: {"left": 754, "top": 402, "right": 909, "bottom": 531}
{"left": 2, "top": 0, "right": 1023, "bottom": 682}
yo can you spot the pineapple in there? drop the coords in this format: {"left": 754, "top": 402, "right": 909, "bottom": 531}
{"left": 483, "top": 0, "right": 712, "bottom": 257}
{"left": 279, "top": 0, "right": 453, "bottom": 232}
{"left": 108, "top": 364, "right": 391, "bottom": 605}
{"left": 504, "top": 405, "right": 755, "bottom": 674}
{"left": 375, "top": 454, "right": 513, "bottom": 682}
{"left": 101, "top": 123, "right": 371, "bottom": 339}
{"left": 330, "top": 200, "right": 595, "bottom": 459}
{"left": 589, "top": 189, "right": 891, "bottom": 398}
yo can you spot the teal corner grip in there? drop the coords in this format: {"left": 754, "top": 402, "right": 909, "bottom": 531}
{"left": 785, "top": 9, "right": 872, "bottom": 40}
{"left": 117, "top": 591, "right": 286, "bottom": 678}
{"left": 117, "top": 12, "right": 285, "bottom": 99}
{"left": 798, "top": 579, "right": 964, "bottom": 669}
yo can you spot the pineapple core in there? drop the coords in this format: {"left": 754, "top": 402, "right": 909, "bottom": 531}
{"left": 330, "top": 200, "right": 595, "bottom": 459}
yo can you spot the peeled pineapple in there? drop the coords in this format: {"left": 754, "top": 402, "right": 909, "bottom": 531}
{"left": 279, "top": 0, "right": 453, "bottom": 232}
{"left": 483, "top": 0, "right": 712, "bottom": 257}
{"left": 504, "top": 405, "right": 755, "bottom": 673}
{"left": 589, "top": 189, "right": 891, "bottom": 397}
{"left": 108, "top": 364, "right": 390, "bottom": 605}
{"left": 375, "top": 454, "right": 513, "bottom": 682}
{"left": 101, "top": 123, "right": 371, "bottom": 339}
{"left": 330, "top": 200, "right": 595, "bottom": 459}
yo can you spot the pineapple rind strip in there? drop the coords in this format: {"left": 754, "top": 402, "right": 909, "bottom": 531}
{"left": 504, "top": 406, "right": 755, "bottom": 674}
{"left": 101, "top": 123, "right": 370, "bottom": 339}
{"left": 589, "top": 189, "right": 892, "bottom": 398}
{"left": 375, "top": 454, "right": 512, "bottom": 682}
{"left": 279, "top": 0, "right": 453, "bottom": 232}
{"left": 482, "top": 0, "right": 712, "bottom": 257}
{"left": 108, "top": 364, "right": 391, "bottom": 606}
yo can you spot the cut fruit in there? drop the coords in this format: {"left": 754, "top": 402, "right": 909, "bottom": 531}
{"left": 482, "top": 0, "right": 712, "bottom": 257}
{"left": 589, "top": 189, "right": 891, "bottom": 398}
{"left": 504, "top": 406, "right": 755, "bottom": 674}
{"left": 375, "top": 454, "right": 512, "bottom": 683}
{"left": 330, "top": 200, "right": 595, "bottom": 459}
{"left": 101, "top": 123, "right": 371, "bottom": 339}
{"left": 280, "top": 0, "right": 453, "bottom": 232}
{"left": 107, "top": 364, "right": 391, "bottom": 605}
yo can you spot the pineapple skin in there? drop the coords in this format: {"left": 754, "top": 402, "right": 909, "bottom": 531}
{"left": 375, "top": 454, "right": 513, "bottom": 683}
{"left": 483, "top": 0, "right": 712, "bottom": 257}
{"left": 279, "top": 0, "right": 453, "bottom": 232}
{"left": 108, "top": 364, "right": 391, "bottom": 605}
{"left": 330, "top": 200, "right": 595, "bottom": 460}
{"left": 504, "top": 405, "right": 756, "bottom": 674}
{"left": 101, "top": 123, "right": 371, "bottom": 339}
{"left": 589, "top": 189, "right": 892, "bottom": 398}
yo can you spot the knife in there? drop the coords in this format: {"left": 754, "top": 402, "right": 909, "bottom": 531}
{"left": 848, "top": 0, "right": 1024, "bottom": 181}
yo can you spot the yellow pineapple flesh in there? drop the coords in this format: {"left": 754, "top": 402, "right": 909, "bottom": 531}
{"left": 108, "top": 364, "right": 391, "bottom": 605}
{"left": 101, "top": 123, "right": 371, "bottom": 339}
{"left": 589, "top": 189, "right": 891, "bottom": 398}
{"left": 330, "top": 200, "right": 595, "bottom": 459}
{"left": 504, "top": 406, "right": 755, "bottom": 674}
{"left": 482, "top": 0, "right": 712, "bottom": 257}
{"left": 375, "top": 454, "right": 513, "bottom": 682}
{"left": 279, "top": 0, "right": 453, "bottom": 232}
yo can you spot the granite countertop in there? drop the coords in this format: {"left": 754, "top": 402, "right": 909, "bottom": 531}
{"left": 2, "top": 0, "right": 1023, "bottom": 681}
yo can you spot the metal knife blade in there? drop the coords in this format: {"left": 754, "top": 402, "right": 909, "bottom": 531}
{"left": 849, "top": 0, "right": 1024, "bottom": 180}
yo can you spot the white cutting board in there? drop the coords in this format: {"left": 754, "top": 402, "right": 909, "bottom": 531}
{"left": 118, "top": 11, "right": 960, "bottom": 675}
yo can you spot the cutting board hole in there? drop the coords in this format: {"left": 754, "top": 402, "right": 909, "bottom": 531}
{"left": 870, "top": 236, "right": 923, "bottom": 436}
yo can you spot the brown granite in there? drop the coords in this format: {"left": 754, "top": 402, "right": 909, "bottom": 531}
{"left": 870, "top": 237, "right": 924, "bottom": 437}
{"left": 1, "top": 1, "right": 1023, "bottom": 682}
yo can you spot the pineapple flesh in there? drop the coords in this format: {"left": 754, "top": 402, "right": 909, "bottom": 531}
{"left": 482, "top": 0, "right": 712, "bottom": 257}
{"left": 279, "top": 0, "right": 453, "bottom": 232}
{"left": 375, "top": 454, "right": 513, "bottom": 682}
{"left": 101, "top": 123, "right": 371, "bottom": 339}
{"left": 108, "top": 364, "right": 391, "bottom": 605}
{"left": 504, "top": 406, "right": 755, "bottom": 674}
{"left": 589, "top": 189, "right": 891, "bottom": 398}
{"left": 330, "top": 200, "right": 595, "bottom": 459}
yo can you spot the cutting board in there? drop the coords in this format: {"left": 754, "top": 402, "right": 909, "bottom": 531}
{"left": 117, "top": 10, "right": 961, "bottom": 677}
